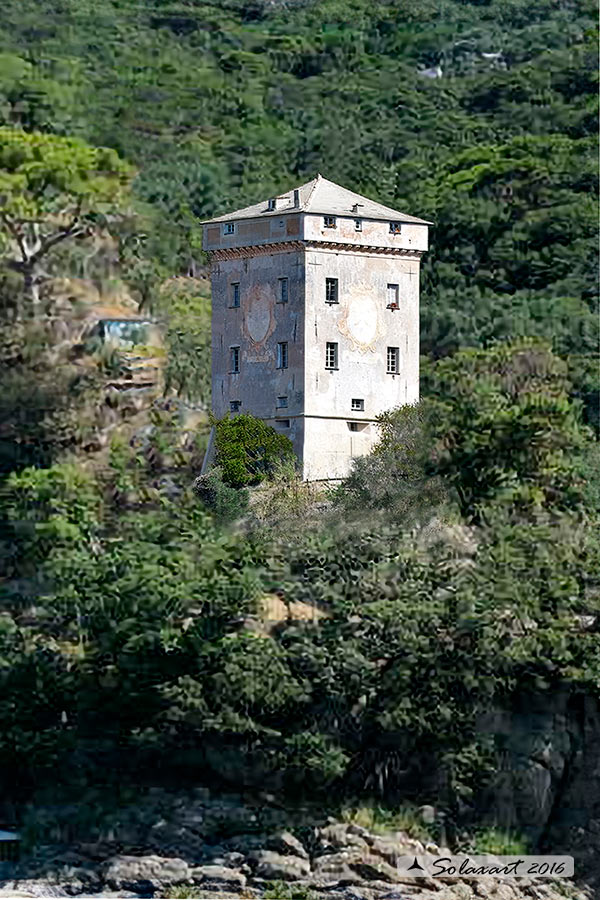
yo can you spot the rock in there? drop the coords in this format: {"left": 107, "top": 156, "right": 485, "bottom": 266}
{"left": 346, "top": 824, "right": 371, "bottom": 839}
{"left": 418, "top": 806, "right": 436, "bottom": 825}
{"left": 312, "top": 851, "right": 362, "bottom": 884}
{"left": 207, "top": 851, "right": 246, "bottom": 868}
{"left": 0, "top": 883, "right": 69, "bottom": 897}
{"left": 267, "top": 830, "right": 309, "bottom": 859}
{"left": 350, "top": 857, "right": 402, "bottom": 884}
{"left": 191, "top": 863, "right": 247, "bottom": 891}
{"left": 102, "top": 854, "right": 190, "bottom": 892}
{"left": 338, "top": 887, "right": 375, "bottom": 900}
{"left": 250, "top": 849, "right": 311, "bottom": 881}
{"left": 317, "top": 824, "right": 370, "bottom": 854}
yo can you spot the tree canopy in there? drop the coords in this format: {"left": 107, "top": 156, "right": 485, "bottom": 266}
{"left": 0, "top": 128, "right": 133, "bottom": 311}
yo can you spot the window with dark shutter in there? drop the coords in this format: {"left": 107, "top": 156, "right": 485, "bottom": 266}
{"left": 325, "top": 278, "right": 339, "bottom": 304}
{"left": 277, "top": 342, "right": 288, "bottom": 369}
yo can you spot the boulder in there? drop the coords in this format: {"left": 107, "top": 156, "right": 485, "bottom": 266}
{"left": 102, "top": 854, "right": 190, "bottom": 892}
{"left": 250, "top": 849, "right": 311, "bottom": 881}
{"left": 191, "top": 863, "right": 247, "bottom": 891}
{"left": 266, "top": 830, "right": 309, "bottom": 859}
{"left": 206, "top": 851, "right": 246, "bottom": 868}
{"left": 312, "top": 850, "right": 363, "bottom": 884}
{"left": 318, "top": 823, "right": 370, "bottom": 853}
{"left": 350, "top": 857, "right": 402, "bottom": 884}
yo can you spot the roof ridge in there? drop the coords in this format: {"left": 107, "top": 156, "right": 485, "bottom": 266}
{"left": 302, "top": 174, "right": 321, "bottom": 210}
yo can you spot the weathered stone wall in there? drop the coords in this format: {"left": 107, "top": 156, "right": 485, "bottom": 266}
{"left": 302, "top": 246, "right": 420, "bottom": 480}
{"left": 210, "top": 248, "right": 306, "bottom": 464}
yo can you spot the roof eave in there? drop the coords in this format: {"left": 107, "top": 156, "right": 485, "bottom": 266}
{"left": 202, "top": 211, "right": 433, "bottom": 226}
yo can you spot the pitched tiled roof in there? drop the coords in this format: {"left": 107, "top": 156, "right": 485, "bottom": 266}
{"left": 202, "top": 175, "right": 431, "bottom": 225}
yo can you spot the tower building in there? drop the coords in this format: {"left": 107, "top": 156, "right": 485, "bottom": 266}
{"left": 202, "top": 176, "right": 430, "bottom": 480}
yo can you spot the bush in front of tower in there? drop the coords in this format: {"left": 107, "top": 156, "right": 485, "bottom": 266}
{"left": 214, "top": 413, "right": 296, "bottom": 488}
{"left": 193, "top": 466, "right": 250, "bottom": 523}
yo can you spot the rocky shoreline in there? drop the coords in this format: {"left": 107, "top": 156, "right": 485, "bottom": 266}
{"left": 0, "top": 789, "right": 589, "bottom": 900}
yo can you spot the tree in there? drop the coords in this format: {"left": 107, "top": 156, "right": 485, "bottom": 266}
{"left": 214, "top": 413, "right": 296, "bottom": 488}
{"left": 422, "top": 340, "right": 592, "bottom": 521}
{"left": 335, "top": 402, "right": 447, "bottom": 524}
{"left": 0, "top": 128, "right": 133, "bottom": 312}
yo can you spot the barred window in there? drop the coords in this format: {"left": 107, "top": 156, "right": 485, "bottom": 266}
{"left": 325, "top": 278, "right": 339, "bottom": 304}
{"left": 230, "top": 346, "right": 240, "bottom": 373}
{"left": 278, "top": 278, "right": 289, "bottom": 303}
{"left": 387, "top": 346, "right": 399, "bottom": 374}
{"left": 325, "top": 342, "right": 338, "bottom": 370}
{"left": 277, "top": 342, "right": 288, "bottom": 369}
{"left": 224, "top": 222, "right": 235, "bottom": 235}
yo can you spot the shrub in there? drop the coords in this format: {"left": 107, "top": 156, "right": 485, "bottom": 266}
{"left": 264, "top": 882, "right": 318, "bottom": 900}
{"left": 2, "top": 463, "right": 102, "bottom": 569}
{"left": 193, "top": 467, "right": 249, "bottom": 523}
{"left": 214, "top": 413, "right": 295, "bottom": 488}
{"left": 467, "top": 825, "right": 529, "bottom": 855}
{"left": 340, "top": 802, "right": 434, "bottom": 841}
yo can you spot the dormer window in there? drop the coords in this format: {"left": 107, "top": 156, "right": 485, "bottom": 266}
{"left": 224, "top": 222, "right": 235, "bottom": 235}
{"left": 389, "top": 221, "right": 402, "bottom": 234}
{"left": 268, "top": 199, "right": 276, "bottom": 211}
{"left": 323, "top": 216, "right": 336, "bottom": 228}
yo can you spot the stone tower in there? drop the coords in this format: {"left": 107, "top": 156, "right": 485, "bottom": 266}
{"left": 202, "top": 176, "right": 430, "bottom": 481}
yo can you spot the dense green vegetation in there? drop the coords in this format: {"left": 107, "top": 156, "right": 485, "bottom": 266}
{"left": 0, "top": 0, "right": 598, "bottom": 853}
{"left": 0, "top": 0, "right": 597, "bottom": 407}
{"left": 1, "top": 340, "right": 598, "bottom": 840}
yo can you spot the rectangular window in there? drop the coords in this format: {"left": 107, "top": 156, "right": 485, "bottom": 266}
{"left": 277, "top": 342, "right": 288, "bottom": 369}
{"left": 348, "top": 422, "right": 359, "bottom": 432}
{"left": 325, "top": 342, "right": 338, "bottom": 370}
{"left": 325, "top": 278, "right": 339, "bottom": 304}
{"left": 387, "top": 346, "right": 399, "bottom": 374}
{"left": 387, "top": 283, "right": 399, "bottom": 306}
{"left": 276, "top": 395, "right": 288, "bottom": 408}
{"left": 354, "top": 219, "right": 362, "bottom": 231}
{"left": 351, "top": 398, "right": 364, "bottom": 411}
{"left": 268, "top": 199, "right": 276, "bottom": 210}
{"left": 230, "top": 346, "right": 240, "bottom": 373}
{"left": 278, "top": 277, "right": 289, "bottom": 304}
{"left": 275, "top": 419, "right": 290, "bottom": 428}
{"left": 323, "top": 215, "right": 336, "bottom": 228}
{"left": 224, "top": 222, "right": 235, "bottom": 235}
{"left": 230, "top": 282, "right": 240, "bottom": 307}
{"left": 389, "top": 221, "right": 402, "bottom": 234}
{"left": 230, "top": 400, "right": 241, "bottom": 413}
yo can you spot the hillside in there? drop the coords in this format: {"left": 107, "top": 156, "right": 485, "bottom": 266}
{"left": 0, "top": 0, "right": 597, "bottom": 421}
{"left": 0, "top": 1, "right": 599, "bottom": 896}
